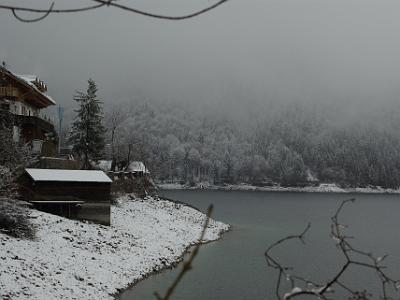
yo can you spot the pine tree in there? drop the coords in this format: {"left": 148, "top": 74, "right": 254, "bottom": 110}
{"left": 69, "top": 79, "right": 106, "bottom": 169}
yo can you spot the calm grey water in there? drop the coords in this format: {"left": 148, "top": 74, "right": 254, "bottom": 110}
{"left": 120, "top": 191, "right": 400, "bottom": 300}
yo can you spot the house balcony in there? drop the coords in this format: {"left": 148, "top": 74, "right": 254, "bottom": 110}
{"left": 14, "top": 114, "right": 55, "bottom": 134}
{"left": 0, "top": 86, "right": 20, "bottom": 98}
{"left": 14, "top": 115, "right": 57, "bottom": 156}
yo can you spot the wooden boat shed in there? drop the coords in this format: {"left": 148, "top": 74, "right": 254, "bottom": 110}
{"left": 20, "top": 168, "right": 112, "bottom": 225}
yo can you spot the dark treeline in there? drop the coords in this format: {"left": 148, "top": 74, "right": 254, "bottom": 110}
{"left": 102, "top": 98, "right": 400, "bottom": 189}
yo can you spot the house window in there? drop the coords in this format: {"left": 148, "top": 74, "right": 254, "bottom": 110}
{"left": 1, "top": 102, "right": 10, "bottom": 111}
{"left": 0, "top": 78, "right": 7, "bottom": 87}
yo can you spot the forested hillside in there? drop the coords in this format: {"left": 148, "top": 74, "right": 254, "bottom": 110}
{"left": 103, "top": 98, "right": 400, "bottom": 189}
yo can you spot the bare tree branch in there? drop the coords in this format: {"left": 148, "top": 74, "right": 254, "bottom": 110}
{"left": 264, "top": 223, "right": 315, "bottom": 299}
{"left": 11, "top": 2, "right": 55, "bottom": 23}
{"left": 265, "top": 198, "right": 400, "bottom": 300}
{"left": 0, "top": 0, "right": 229, "bottom": 23}
{"left": 0, "top": 2, "right": 106, "bottom": 14}
{"left": 154, "top": 204, "right": 213, "bottom": 300}
{"left": 91, "top": 0, "right": 229, "bottom": 20}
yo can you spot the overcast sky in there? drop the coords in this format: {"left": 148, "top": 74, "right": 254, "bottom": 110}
{"left": 1, "top": 0, "right": 400, "bottom": 119}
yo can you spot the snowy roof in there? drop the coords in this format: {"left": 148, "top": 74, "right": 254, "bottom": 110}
{"left": 0, "top": 65, "right": 56, "bottom": 106}
{"left": 18, "top": 74, "right": 37, "bottom": 82}
{"left": 15, "top": 73, "right": 56, "bottom": 105}
{"left": 95, "top": 160, "right": 112, "bottom": 172}
{"left": 126, "top": 161, "right": 149, "bottom": 173}
{"left": 25, "top": 168, "right": 112, "bottom": 183}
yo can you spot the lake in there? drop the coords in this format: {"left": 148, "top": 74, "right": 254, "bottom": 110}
{"left": 119, "top": 190, "right": 400, "bottom": 300}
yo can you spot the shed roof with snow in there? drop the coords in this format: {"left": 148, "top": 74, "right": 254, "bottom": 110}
{"left": 126, "top": 161, "right": 149, "bottom": 173}
{"left": 25, "top": 168, "right": 112, "bottom": 183}
{"left": 95, "top": 160, "right": 113, "bottom": 172}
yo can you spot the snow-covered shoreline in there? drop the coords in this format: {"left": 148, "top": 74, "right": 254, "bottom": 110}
{"left": 157, "top": 183, "right": 400, "bottom": 194}
{"left": 0, "top": 196, "right": 229, "bottom": 300}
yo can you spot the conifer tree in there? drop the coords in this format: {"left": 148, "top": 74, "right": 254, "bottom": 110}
{"left": 69, "top": 79, "right": 106, "bottom": 169}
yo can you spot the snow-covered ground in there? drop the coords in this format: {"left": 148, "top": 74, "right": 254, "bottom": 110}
{"left": 0, "top": 196, "right": 229, "bottom": 300}
{"left": 158, "top": 182, "right": 400, "bottom": 194}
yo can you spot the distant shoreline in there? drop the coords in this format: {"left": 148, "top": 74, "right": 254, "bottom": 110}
{"left": 157, "top": 183, "right": 400, "bottom": 194}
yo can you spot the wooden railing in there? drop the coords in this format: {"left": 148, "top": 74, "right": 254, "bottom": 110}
{"left": 15, "top": 114, "right": 55, "bottom": 132}
{"left": 0, "top": 86, "right": 19, "bottom": 97}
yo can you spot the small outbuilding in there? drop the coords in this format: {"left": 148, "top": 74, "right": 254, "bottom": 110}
{"left": 20, "top": 168, "right": 112, "bottom": 225}
{"left": 126, "top": 161, "right": 150, "bottom": 176}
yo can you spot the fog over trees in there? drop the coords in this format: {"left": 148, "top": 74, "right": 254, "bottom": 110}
{"left": 100, "top": 97, "right": 400, "bottom": 188}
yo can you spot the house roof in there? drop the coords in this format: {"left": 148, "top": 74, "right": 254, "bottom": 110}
{"left": 18, "top": 74, "right": 37, "bottom": 82}
{"left": 126, "top": 161, "right": 149, "bottom": 173}
{"left": 95, "top": 160, "right": 113, "bottom": 172}
{"left": 25, "top": 168, "right": 112, "bottom": 183}
{"left": 0, "top": 65, "right": 56, "bottom": 108}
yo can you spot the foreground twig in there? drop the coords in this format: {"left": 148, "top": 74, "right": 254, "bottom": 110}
{"left": 154, "top": 205, "right": 213, "bottom": 300}
{"left": 91, "top": 0, "right": 229, "bottom": 20}
{"left": 0, "top": 0, "right": 229, "bottom": 23}
{"left": 265, "top": 198, "right": 400, "bottom": 300}
{"left": 0, "top": 2, "right": 106, "bottom": 22}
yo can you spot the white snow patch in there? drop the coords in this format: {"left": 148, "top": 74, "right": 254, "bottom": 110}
{"left": 306, "top": 169, "right": 318, "bottom": 182}
{"left": 304, "top": 183, "right": 346, "bottom": 193}
{"left": 158, "top": 182, "right": 400, "bottom": 194}
{"left": 283, "top": 287, "right": 303, "bottom": 300}
{"left": 17, "top": 74, "right": 37, "bottom": 83}
{"left": 158, "top": 183, "right": 188, "bottom": 190}
{"left": 0, "top": 196, "right": 229, "bottom": 299}
{"left": 158, "top": 183, "right": 347, "bottom": 193}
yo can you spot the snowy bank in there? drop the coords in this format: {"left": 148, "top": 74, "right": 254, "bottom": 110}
{"left": 0, "top": 196, "right": 229, "bottom": 300}
{"left": 157, "top": 182, "right": 400, "bottom": 194}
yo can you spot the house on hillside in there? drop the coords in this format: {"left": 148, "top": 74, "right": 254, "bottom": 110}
{"left": 96, "top": 161, "right": 153, "bottom": 196}
{"left": 0, "top": 65, "right": 57, "bottom": 155}
{"left": 96, "top": 160, "right": 150, "bottom": 178}
{"left": 20, "top": 168, "right": 112, "bottom": 225}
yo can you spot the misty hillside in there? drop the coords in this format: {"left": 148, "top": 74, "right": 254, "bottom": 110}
{"left": 104, "top": 98, "right": 400, "bottom": 189}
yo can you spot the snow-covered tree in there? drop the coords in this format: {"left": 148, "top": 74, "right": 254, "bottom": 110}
{"left": 105, "top": 105, "right": 126, "bottom": 171}
{"left": 69, "top": 79, "right": 106, "bottom": 169}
